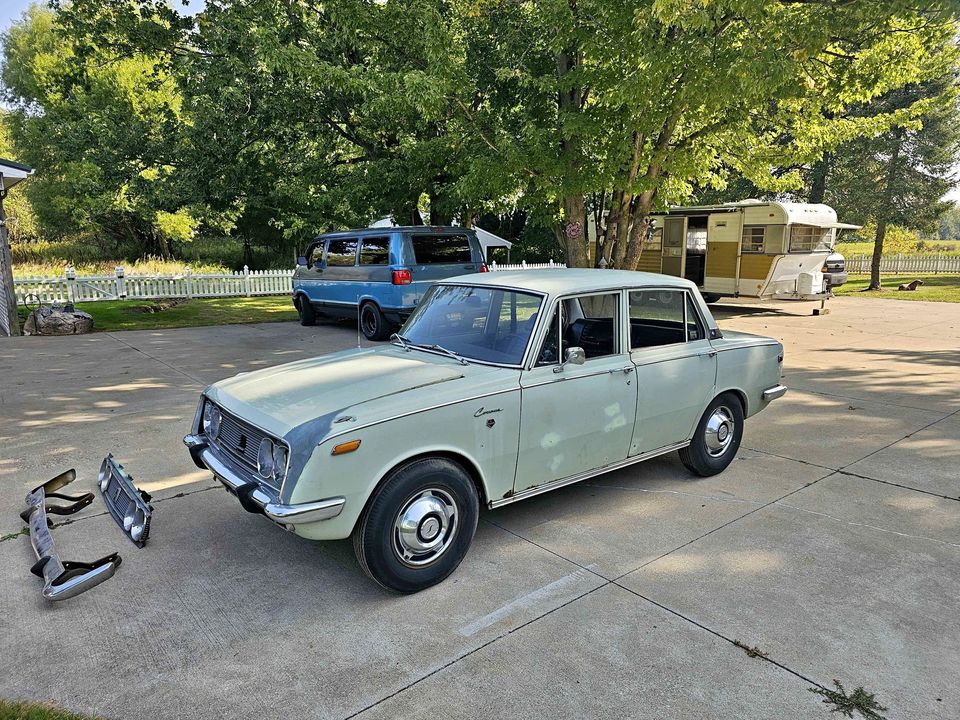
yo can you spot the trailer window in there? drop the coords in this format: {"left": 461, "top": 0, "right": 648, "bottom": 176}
{"left": 741, "top": 226, "right": 765, "bottom": 253}
{"left": 789, "top": 224, "right": 831, "bottom": 253}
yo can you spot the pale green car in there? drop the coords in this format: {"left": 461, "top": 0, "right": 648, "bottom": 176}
{"left": 184, "top": 269, "right": 786, "bottom": 592}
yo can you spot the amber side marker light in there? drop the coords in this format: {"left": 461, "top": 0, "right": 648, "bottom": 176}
{"left": 332, "top": 439, "right": 362, "bottom": 455}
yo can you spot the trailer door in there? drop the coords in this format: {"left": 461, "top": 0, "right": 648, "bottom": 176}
{"left": 661, "top": 217, "right": 686, "bottom": 279}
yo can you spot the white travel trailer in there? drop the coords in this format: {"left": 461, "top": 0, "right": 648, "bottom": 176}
{"left": 640, "top": 200, "right": 859, "bottom": 301}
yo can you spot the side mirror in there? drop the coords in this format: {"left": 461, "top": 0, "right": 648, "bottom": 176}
{"left": 297, "top": 256, "right": 308, "bottom": 267}
{"left": 553, "top": 346, "right": 586, "bottom": 373}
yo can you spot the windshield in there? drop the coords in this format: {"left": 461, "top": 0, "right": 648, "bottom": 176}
{"left": 399, "top": 285, "right": 543, "bottom": 366}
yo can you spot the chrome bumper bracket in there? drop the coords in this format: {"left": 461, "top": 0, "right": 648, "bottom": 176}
{"left": 22, "top": 472, "right": 121, "bottom": 601}
{"left": 762, "top": 384, "right": 788, "bottom": 402}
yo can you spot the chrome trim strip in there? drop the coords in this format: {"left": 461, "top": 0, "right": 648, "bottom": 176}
{"left": 489, "top": 440, "right": 690, "bottom": 509}
{"left": 264, "top": 497, "right": 346, "bottom": 524}
{"left": 323, "top": 388, "right": 520, "bottom": 442}
{"left": 762, "top": 384, "right": 787, "bottom": 401}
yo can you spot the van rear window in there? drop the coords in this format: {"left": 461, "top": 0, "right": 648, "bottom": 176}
{"left": 411, "top": 234, "right": 472, "bottom": 264}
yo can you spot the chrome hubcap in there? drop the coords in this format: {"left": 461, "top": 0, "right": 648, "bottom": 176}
{"left": 393, "top": 488, "right": 458, "bottom": 567}
{"left": 705, "top": 406, "right": 735, "bottom": 457}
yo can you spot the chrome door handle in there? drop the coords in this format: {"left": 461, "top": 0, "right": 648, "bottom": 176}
{"left": 610, "top": 366, "right": 634, "bottom": 374}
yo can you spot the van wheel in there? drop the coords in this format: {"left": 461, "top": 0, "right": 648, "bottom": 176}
{"left": 296, "top": 296, "right": 316, "bottom": 326}
{"left": 360, "top": 302, "right": 390, "bottom": 341}
{"left": 702, "top": 293, "right": 722, "bottom": 304}
{"left": 679, "top": 393, "right": 744, "bottom": 476}
{"left": 353, "top": 458, "right": 479, "bottom": 593}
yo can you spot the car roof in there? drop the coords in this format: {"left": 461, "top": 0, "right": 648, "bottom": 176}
{"left": 437, "top": 268, "right": 698, "bottom": 295}
{"left": 314, "top": 226, "right": 475, "bottom": 240}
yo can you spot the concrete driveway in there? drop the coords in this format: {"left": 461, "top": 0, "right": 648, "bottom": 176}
{"left": 1, "top": 296, "right": 957, "bottom": 719}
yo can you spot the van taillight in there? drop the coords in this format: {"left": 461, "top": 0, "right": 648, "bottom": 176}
{"left": 392, "top": 269, "right": 412, "bottom": 285}
{"left": 479, "top": 263, "right": 489, "bottom": 273}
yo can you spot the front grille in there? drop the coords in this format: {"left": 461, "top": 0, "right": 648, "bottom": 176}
{"left": 209, "top": 406, "right": 277, "bottom": 488}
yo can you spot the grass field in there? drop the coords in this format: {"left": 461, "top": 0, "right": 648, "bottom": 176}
{"left": 835, "top": 240, "right": 960, "bottom": 257}
{"left": 835, "top": 274, "right": 960, "bottom": 302}
{"left": 18, "top": 296, "right": 298, "bottom": 332}
{"left": 0, "top": 700, "right": 95, "bottom": 720}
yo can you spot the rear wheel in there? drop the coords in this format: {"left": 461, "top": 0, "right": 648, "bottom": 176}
{"left": 679, "top": 393, "right": 744, "bottom": 476}
{"left": 353, "top": 458, "right": 479, "bottom": 593}
{"left": 359, "top": 302, "right": 391, "bottom": 341}
{"left": 701, "top": 293, "right": 722, "bottom": 304}
{"left": 296, "top": 296, "right": 316, "bottom": 326}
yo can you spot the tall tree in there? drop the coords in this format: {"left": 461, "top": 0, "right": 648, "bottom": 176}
{"left": 824, "top": 75, "right": 960, "bottom": 288}
{"left": 453, "top": 1, "right": 960, "bottom": 267}
{"left": 1, "top": 3, "right": 194, "bottom": 258}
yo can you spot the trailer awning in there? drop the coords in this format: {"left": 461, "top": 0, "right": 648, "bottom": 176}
{"left": 0, "top": 158, "right": 35, "bottom": 191}
{"left": 822, "top": 222, "right": 862, "bottom": 230}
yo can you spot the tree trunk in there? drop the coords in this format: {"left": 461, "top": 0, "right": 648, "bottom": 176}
{"left": 869, "top": 219, "right": 886, "bottom": 290}
{"left": 869, "top": 135, "right": 903, "bottom": 290}
{"left": 808, "top": 153, "right": 831, "bottom": 204}
{"left": 557, "top": 193, "right": 589, "bottom": 267}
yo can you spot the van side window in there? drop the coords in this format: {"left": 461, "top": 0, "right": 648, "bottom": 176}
{"left": 629, "top": 290, "right": 685, "bottom": 348}
{"left": 359, "top": 236, "right": 390, "bottom": 265}
{"left": 327, "top": 238, "right": 358, "bottom": 266}
{"left": 306, "top": 242, "right": 323, "bottom": 267}
{"left": 412, "top": 234, "right": 472, "bottom": 264}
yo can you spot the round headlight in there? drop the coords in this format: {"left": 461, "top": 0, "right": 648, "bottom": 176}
{"left": 272, "top": 444, "right": 288, "bottom": 480}
{"left": 257, "top": 437, "right": 275, "bottom": 478}
{"left": 131, "top": 523, "right": 145, "bottom": 542}
{"left": 123, "top": 511, "right": 136, "bottom": 532}
{"left": 98, "top": 460, "right": 110, "bottom": 492}
{"left": 203, "top": 403, "right": 222, "bottom": 439}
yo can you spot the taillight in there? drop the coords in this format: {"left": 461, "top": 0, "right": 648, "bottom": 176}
{"left": 479, "top": 263, "right": 489, "bottom": 273}
{"left": 392, "top": 269, "right": 412, "bottom": 285}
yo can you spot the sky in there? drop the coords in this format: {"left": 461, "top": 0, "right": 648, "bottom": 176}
{"left": 1, "top": 1, "right": 958, "bottom": 203}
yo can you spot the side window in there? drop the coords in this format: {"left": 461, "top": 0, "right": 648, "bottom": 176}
{"left": 306, "top": 241, "right": 323, "bottom": 267}
{"left": 685, "top": 295, "right": 706, "bottom": 341}
{"left": 629, "top": 290, "right": 685, "bottom": 349}
{"left": 536, "top": 304, "right": 561, "bottom": 366}
{"left": 327, "top": 238, "right": 358, "bottom": 266}
{"left": 789, "top": 224, "right": 829, "bottom": 253}
{"left": 571, "top": 293, "right": 620, "bottom": 359}
{"left": 359, "top": 236, "right": 390, "bottom": 265}
{"left": 741, "top": 226, "right": 765, "bottom": 253}
{"left": 411, "top": 234, "right": 473, "bottom": 264}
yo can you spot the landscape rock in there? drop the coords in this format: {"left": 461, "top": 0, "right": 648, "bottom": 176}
{"left": 23, "top": 304, "right": 94, "bottom": 335}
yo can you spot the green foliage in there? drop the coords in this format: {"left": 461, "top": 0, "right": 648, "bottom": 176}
{"left": 939, "top": 205, "right": 960, "bottom": 240}
{"left": 809, "top": 680, "right": 889, "bottom": 719}
{"left": 0, "top": 112, "right": 39, "bottom": 242}
{"left": 0, "top": 699, "right": 99, "bottom": 720}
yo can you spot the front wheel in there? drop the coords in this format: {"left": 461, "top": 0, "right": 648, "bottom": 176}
{"left": 353, "top": 458, "right": 479, "bottom": 593}
{"left": 359, "top": 302, "right": 391, "bottom": 341}
{"left": 296, "top": 296, "right": 316, "bottom": 326}
{"left": 679, "top": 393, "right": 744, "bottom": 476}
{"left": 701, "top": 293, "right": 722, "bottom": 304}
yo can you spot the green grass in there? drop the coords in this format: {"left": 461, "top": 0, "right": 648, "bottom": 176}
{"left": 18, "top": 295, "right": 298, "bottom": 332}
{"left": 835, "top": 274, "right": 960, "bottom": 302}
{"left": 835, "top": 240, "right": 960, "bottom": 257}
{"left": 0, "top": 700, "right": 98, "bottom": 720}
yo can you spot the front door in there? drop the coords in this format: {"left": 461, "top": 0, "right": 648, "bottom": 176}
{"left": 627, "top": 289, "right": 717, "bottom": 455}
{"left": 515, "top": 292, "right": 638, "bottom": 493}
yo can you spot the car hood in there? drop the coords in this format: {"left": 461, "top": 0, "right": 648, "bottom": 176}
{"left": 206, "top": 347, "right": 468, "bottom": 437}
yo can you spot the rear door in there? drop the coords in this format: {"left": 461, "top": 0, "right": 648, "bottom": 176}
{"left": 628, "top": 289, "right": 716, "bottom": 455}
{"left": 407, "top": 232, "right": 483, "bottom": 301}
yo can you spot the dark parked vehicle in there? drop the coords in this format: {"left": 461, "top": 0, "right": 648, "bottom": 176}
{"left": 823, "top": 252, "right": 848, "bottom": 290}
{"left": 293, "top": 226, "right": 486, "bottom": 340}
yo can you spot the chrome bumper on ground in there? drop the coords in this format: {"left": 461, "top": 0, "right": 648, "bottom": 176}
{"left": 22, "top": 470, "right": 121, "bottom": 601}
{"left": 762, "top": 384, "right": 788, "bottom": 402}
{"left": 183, "top": 434, "right": 345, "bottom": 526}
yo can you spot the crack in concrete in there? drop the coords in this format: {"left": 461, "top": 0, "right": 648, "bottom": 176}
{"left": 105, "top": 332, "right": 208, "bottom": 386}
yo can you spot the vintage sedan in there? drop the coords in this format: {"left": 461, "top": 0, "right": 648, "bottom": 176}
{"left": 184, "top": 269, "right": 786, "bottom": 592}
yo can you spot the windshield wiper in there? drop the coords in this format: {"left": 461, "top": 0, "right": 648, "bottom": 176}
{"left": 414, "top": 343, "right": 469, "bottom": 366}
{"left": 390, "top": 332, "right": 411, "bottom": 351}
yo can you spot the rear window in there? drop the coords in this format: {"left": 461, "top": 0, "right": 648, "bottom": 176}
{"left": 327, "top": 238, "right": 358, "bottom": 266}
{"left": 411, "top": 234, "right": 473, "bottom": 264}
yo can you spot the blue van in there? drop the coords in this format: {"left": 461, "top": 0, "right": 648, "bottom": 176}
{"left": 292, "top": 226, "right": 487, "bottom": 340}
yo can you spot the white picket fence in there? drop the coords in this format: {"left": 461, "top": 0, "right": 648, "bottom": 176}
{"left": 14, "top": 265, "right": 294, "bottom": 305}
{"left": 489, "top": 260, "right": 566, "bottom": 271}
{"left": 846, "top": 254, "right": 960, "bottom": 274}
